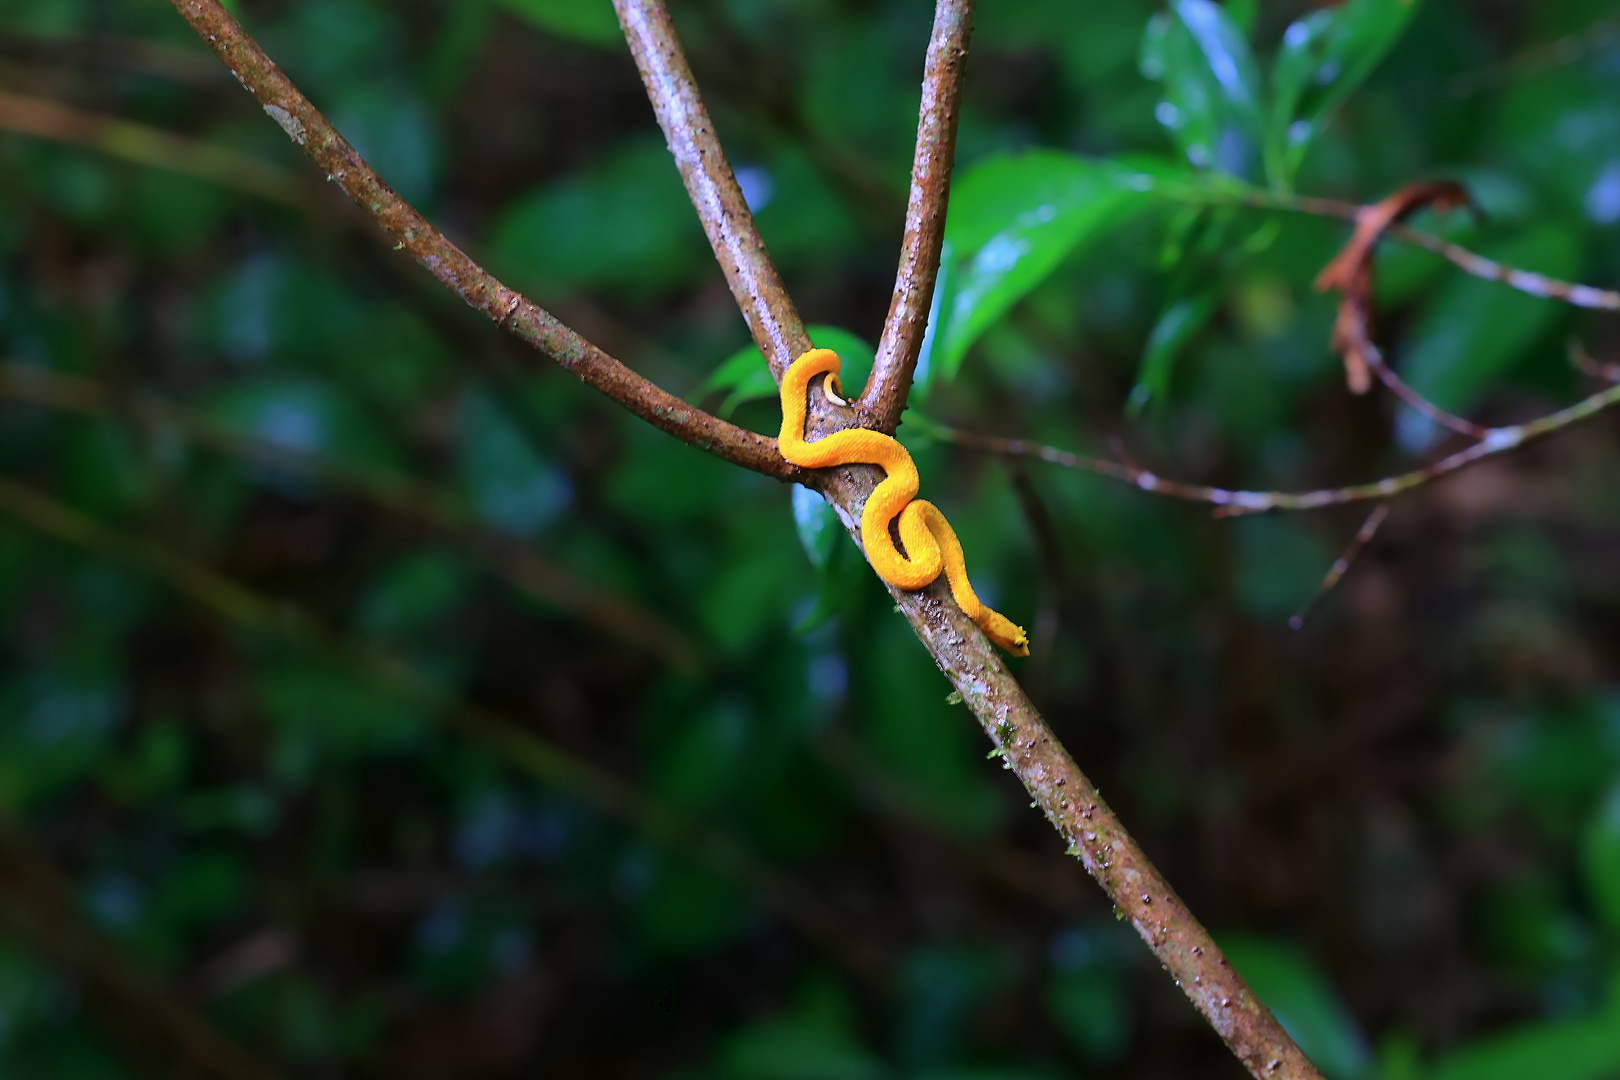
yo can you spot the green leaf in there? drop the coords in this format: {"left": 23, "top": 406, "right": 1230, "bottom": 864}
{"left": 1430, "top": 987, "right": 1620, "bottom": 1080}
{"left": 487, "top": 139, "right": 704, "bottom": 297}
{"left": 1128, "top": 291, "right": 1217, "bottom": 413}
{"left": 1140, "top": 0, "right": 1264, "bottom": 177}
{"left": 1583, "top": 784, "right": 1620, "bottom": 936}
{"left": 699, "top": 324, "right": 875, "bottom": 418}
{"left": 456, "top": 391, "right": 572, "bottom": 538}
{"left": 1266, "top": 0, "right": 1422, "bottom": 188}
{"left": 1218, "top": 936, "right": 1372, "bottom": 1080}
{"left": 933, "top": 152, "right": 1167, "bottom": 379}
{"left": 1398, "top": 224, "right": 1582, "bottom": 416}
{"left": 1047, "top": 968, "right": 1130, "bottom": 1063}
{"left": 490, "top": 0, "right": 622, "bottom": 46}
{"left": 791, "top": 485, "right": 840, "bottom": 571}
{"left": 206, "top": 379, "right": 402, "bottom": 477}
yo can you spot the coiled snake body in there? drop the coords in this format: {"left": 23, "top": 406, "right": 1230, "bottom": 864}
{"left": 778, "top": 349, "right": 1029, "bottom": 656}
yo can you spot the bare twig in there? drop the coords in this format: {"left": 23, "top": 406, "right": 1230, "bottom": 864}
{"left": 165, "top": 0, "right": 797, "bottom": 482}
{"left": 611, "top": 2, "right": 1321, "bottom": 1075}
{"left": 911, "top": 380, "right": 1620, "bottom": 511}
{"left": 860, "top": 0, "right": 975, "bottom": 431}
{"left": 1288, "top": 503, "right": 1390, "bottom": 631}
{"left": 1141, "top": 177, "right": 1620, "bottom": 312}
{"left": 0, "top": 829, "right": 287, "bottom": 1080}
{"left": 1314, "top": 181, "right": 1476, "bottom": 397}
{"left": 1349, "top": 320, "right": 1490, "bottom": 441}
{"left": 1570, "top": 338, "right": 1620, "bottom": 383}
{"left": 0, "top": 363, "right": 703, "bottom": 672}
{"left": 0, "top": 474, "right": 887, "bottom": 985}
{"left": 0, "top": 29, "right": 226, "bottom": 85}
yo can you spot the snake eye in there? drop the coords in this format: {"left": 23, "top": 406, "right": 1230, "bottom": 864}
{"left": 822, "top": 373, "right": 848, "bottom": 407}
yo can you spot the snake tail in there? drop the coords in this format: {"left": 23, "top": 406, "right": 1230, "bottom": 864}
{"left": 778, "top": 349, "right": 1029, "bottom": 656}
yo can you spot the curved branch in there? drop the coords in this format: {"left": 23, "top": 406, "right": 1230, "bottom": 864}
{"left": 165, "top": 0, "right": 796, "bottom": 483}
{"left": 912, "top": 378, "right": 1620, "bottom": 511}
{"left": 860, "top": 0, "right": 975, "bottom": 431}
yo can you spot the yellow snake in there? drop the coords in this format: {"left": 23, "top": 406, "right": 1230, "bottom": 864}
{"left": 778, "top": 348, "right": 1029, "bottom": 656}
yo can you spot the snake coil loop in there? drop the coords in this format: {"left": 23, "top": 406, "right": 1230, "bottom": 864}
{"left": 778, "top": 349, "right": 1029, "bottom": 656}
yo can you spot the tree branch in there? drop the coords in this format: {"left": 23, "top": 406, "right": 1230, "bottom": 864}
{"left": 613, "top": 0, "right": 811, "bottom": 378}
{"left": 860, "top": 0, "right": 975, "bottom": 432}
{"left": 610, "top": 3, "right": 1321, "bottom": 1076}
{"left": 1151, "top": 178, "right": 1620, "bottom": 312}
{"left": 165, "top": 0, "right": 798, "bottom": 483}
{"left": 0, "top": 88, "right": 305, "bottom": 206}
{"left": 911, "top": 378, "right": 1620, "bottom": 512}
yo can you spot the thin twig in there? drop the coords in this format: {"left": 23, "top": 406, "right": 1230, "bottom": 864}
{"left": 861, "top": 0, "right": 976, "bottom": 432}
{"left": 612, "top": 3, "right": 1323, "bottom": 1076}
{"left": 1570, "top": 338, "right": 1620, "bottom": 383}
{"left": 0, "top": 88, "right": 305, "bottom": 206}
{"left": 1141, "top": 178, "right": 1620, "bottom": 312}
{"left": 1351, "top": 322, "right": 1490, "bottom": 441}
{"left": 0, "top": 474, "right": 887, "bottom": 985}
{"left": 1288, "top": 503, "right": 1390, "bottom": 631}
{"left": 165, "top": 0, "right": 796, "bottom": 482}
{"left": 911, "top": 380, "right": 1620, "bottom": 511}
{"left": 0, "top": 29, "right": 226, "bottom": 85}
{"left": 0, "top": 829, "right": 288, "bottom": 1080}
{"left": 0, "top": 363, "right": 704, "bottom": 672}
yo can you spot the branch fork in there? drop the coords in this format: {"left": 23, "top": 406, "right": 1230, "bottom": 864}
{"left": 164, "top": 0, "right": 1326, "bottom": 1076}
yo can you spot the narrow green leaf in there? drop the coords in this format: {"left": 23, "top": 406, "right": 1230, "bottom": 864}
{"left": 1141, "top": 0, "right": 1264, "bottom": 177}
{"left": 1266, "top": 0, "right": 1422, "bottom": 187}
{"left": 1218, "top": 936, "right": 1372, "bottom": 1080}
{"left": 1128, "top": 291, "right": 1217, "bottom": 413}
{"left": 1583, "top": 784, "right": 1620, "bottom": 936}
{"left": 698, "top": 325, "right": 875, "bottom": 418}
{"left": 791, "top": 484, "right": 839, "bottom": 571}
{"left": 1431, "top": 987, "right": 1620, "bottom": 1080}
{"left": 490, "top": 0, "right": 622, "bottom": 46}
{"left": 935, "top": 153, "right": 1169, "bottom": 379}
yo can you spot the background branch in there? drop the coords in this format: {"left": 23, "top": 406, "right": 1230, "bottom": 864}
{"left": 912, "top": 378, "right": 1620, "bottom": 512}
{"left": 0, "top": 363, "right": 703, "bottom": 672}
{"left": 0, "top": 474, "right": 888, "bottom": 986}
{"left": 859, "top": 0, "right": 975, "bottom": 432}
{"left": 0, "top": 829, "right": 287, "bottom": 1080}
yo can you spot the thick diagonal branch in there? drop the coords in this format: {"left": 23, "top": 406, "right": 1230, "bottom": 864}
{"left": 861, "top": 0, "right": 975, "bottom": 432}
{"left": 166, "top": 0, "right": 795, "bottom": 482}
{"left": 612, "top": 2, "right": 1320, "bottom": 1076}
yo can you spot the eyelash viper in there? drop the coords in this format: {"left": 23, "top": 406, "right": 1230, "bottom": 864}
{"left": 778, "top": 348, "right": 1029, "bottom": 656}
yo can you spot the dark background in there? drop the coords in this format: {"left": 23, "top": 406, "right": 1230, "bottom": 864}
{"left": 0, "top": 0, "right": 1618, "bottom": 1077}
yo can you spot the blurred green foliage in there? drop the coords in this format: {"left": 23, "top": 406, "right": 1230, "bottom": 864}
{"left": 0, "top": 0, "right": 1618, "bottom": 1077}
